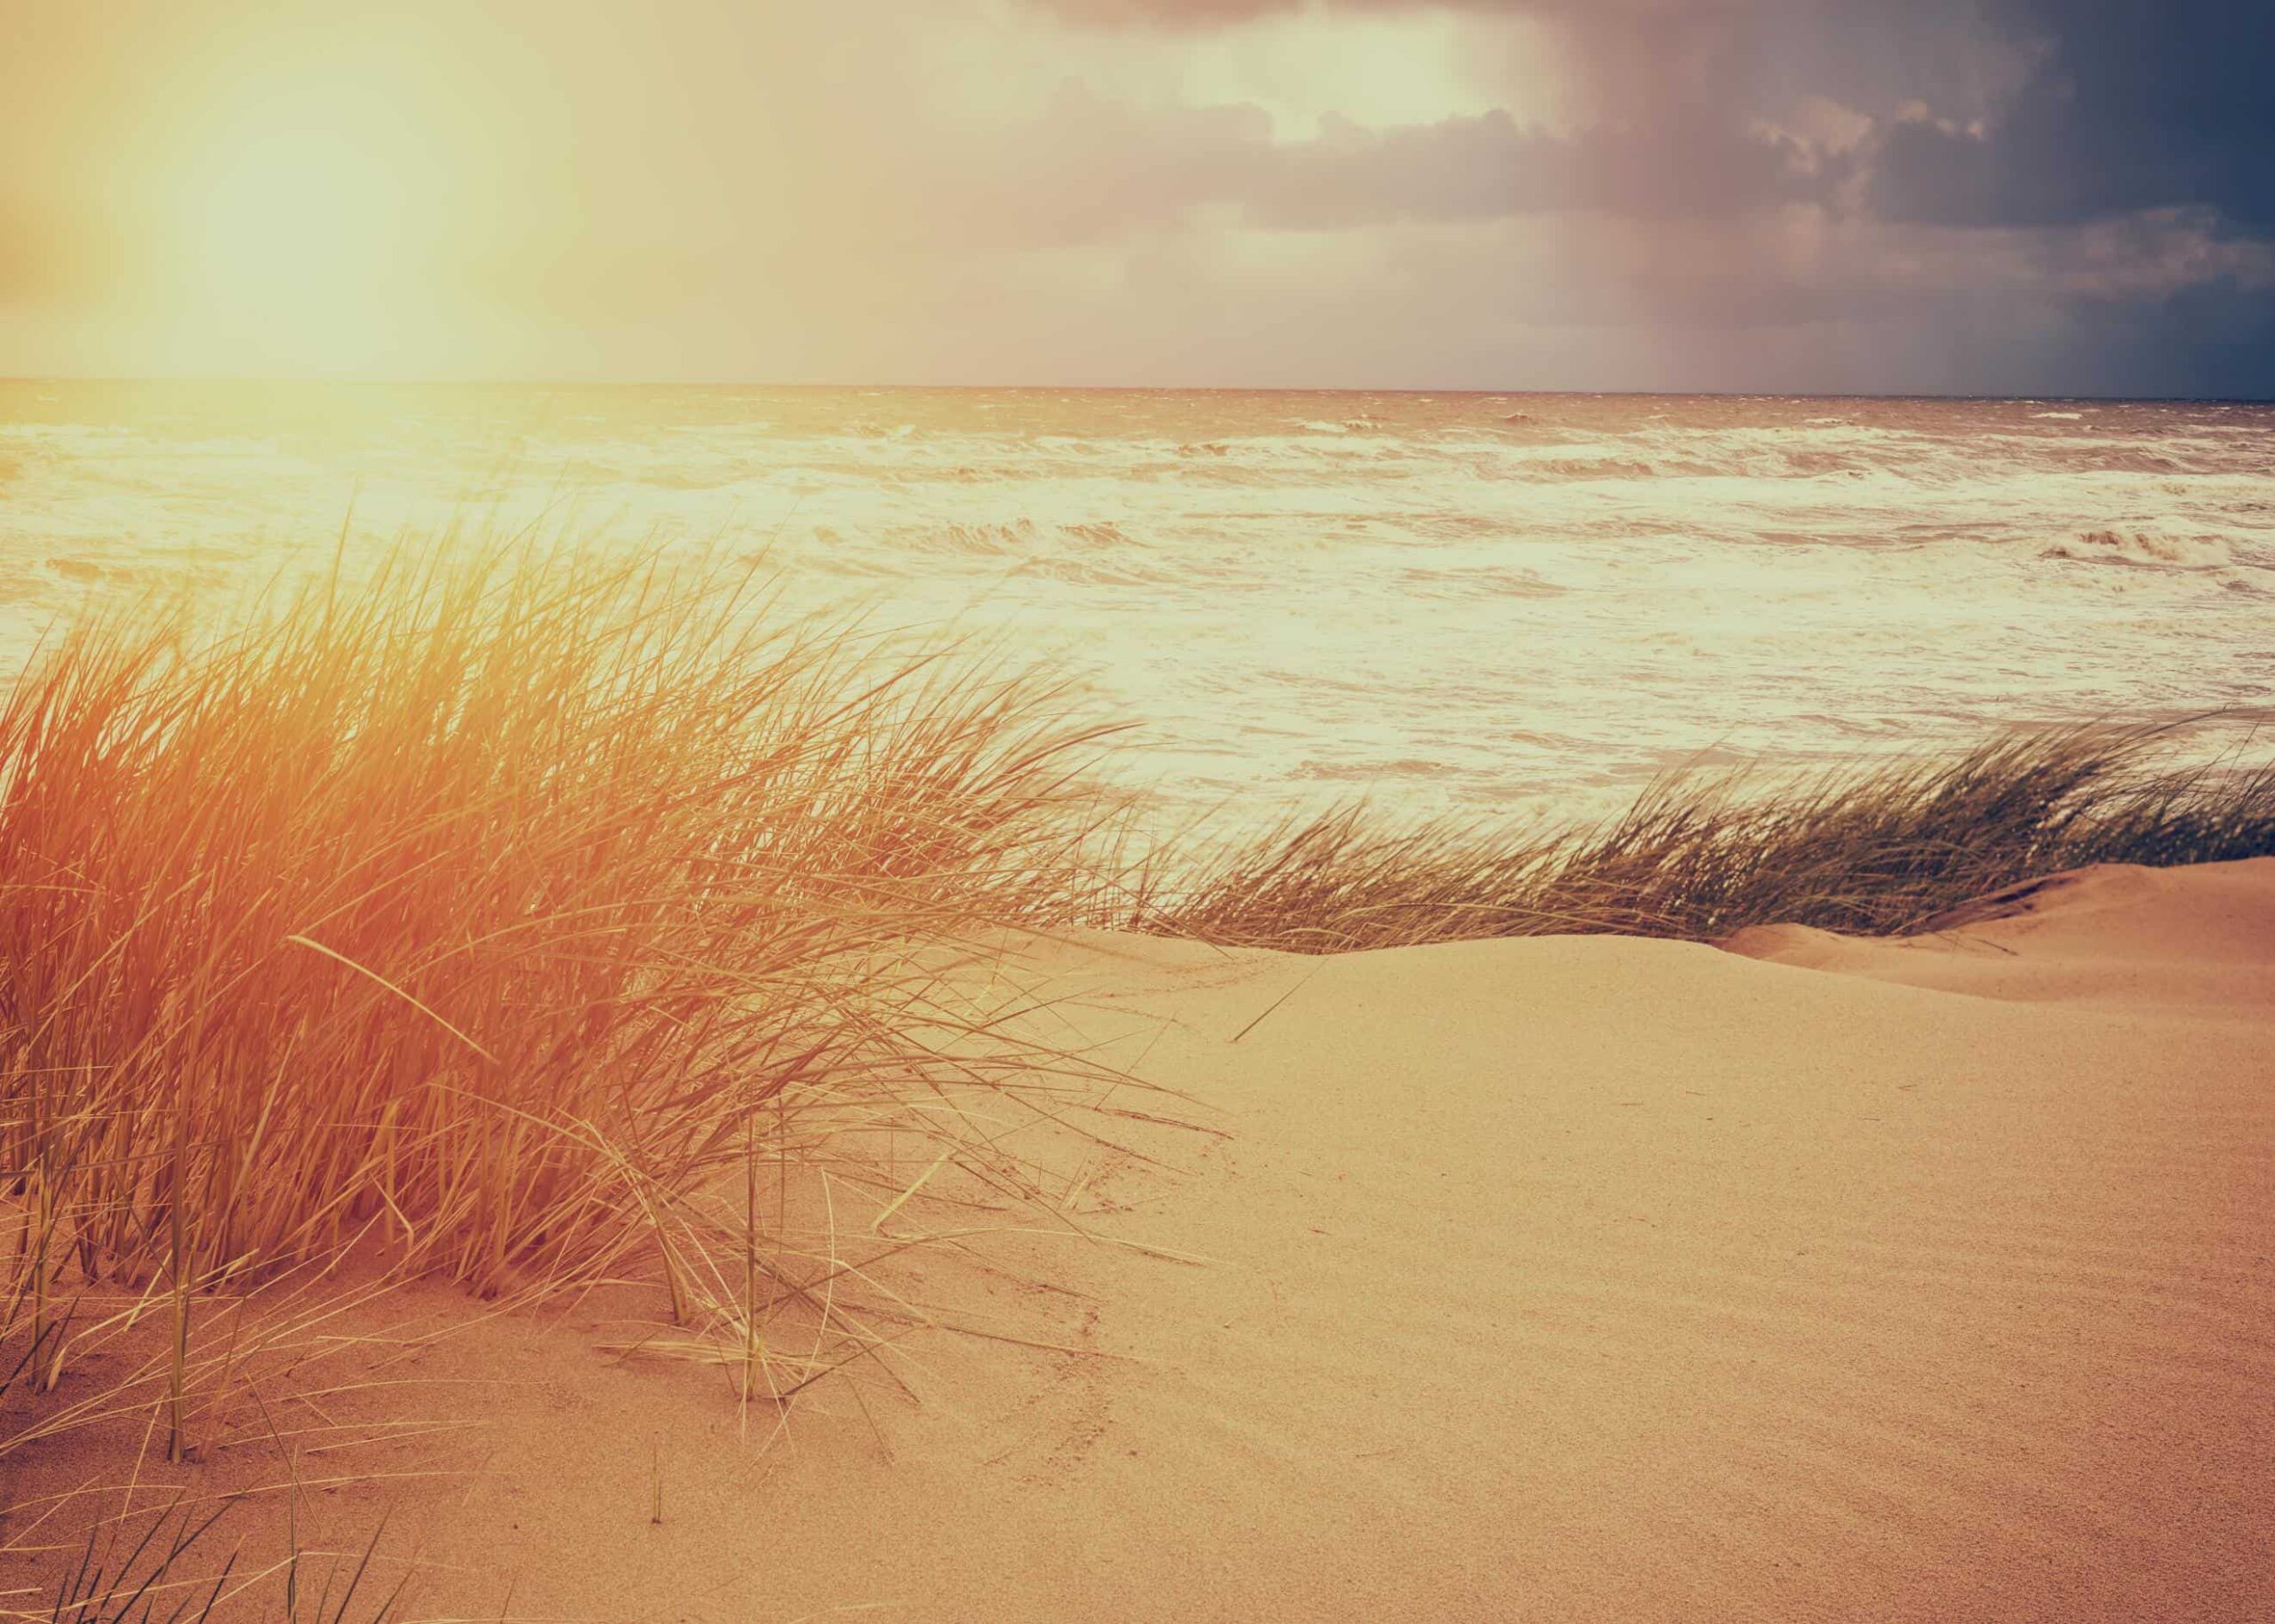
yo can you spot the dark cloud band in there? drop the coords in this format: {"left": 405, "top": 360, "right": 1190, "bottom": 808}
{"left": 1032, "top": 0, "right": 2275, "bottom": 241}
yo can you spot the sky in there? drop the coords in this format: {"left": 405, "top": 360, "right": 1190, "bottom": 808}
{"left": 1, "top": 0, "right": 2270, "bottom": 395}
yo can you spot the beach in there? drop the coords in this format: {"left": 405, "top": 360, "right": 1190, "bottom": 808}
{"left": 11, "top": 856, "right": 2271, "bottom": 1620}
{"left": 8, "top": 1, "right": 2275, "bottom": 1615}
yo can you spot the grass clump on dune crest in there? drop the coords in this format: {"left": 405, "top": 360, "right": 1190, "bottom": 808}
{"left": 0, "top": 540, "right": 1132, "bottom": 1484}
{"left": 1144, "top": 720, "right": 2275, "bottom": 953}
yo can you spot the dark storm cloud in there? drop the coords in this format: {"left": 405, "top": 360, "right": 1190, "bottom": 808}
{"left": 1036, "top": 0, "right": 2275, "bottom": 237}
{"left": 1018, "top": 0, "right": 2274, "bottom": 394}
{"left": 995, "top": 96, "right": 1839, "bottom": 235}
{"left": 1872, "top": 0, "right": 2275, "bottom": 233}
{"left": 1008, "top": 1, "right": 1957, "bottom": 238}
{"left": 1257, "top": 108, "right": 1832, "bottom": 224}
{"left": 995, "top": 1, "right": 1867, "bottom": 233}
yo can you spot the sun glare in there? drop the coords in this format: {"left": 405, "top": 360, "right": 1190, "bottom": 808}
{"left": 184, "top": 128, "right": 404, "bottom": 345}
{"left": 148, "top": 47, "right": 504, "bottom": 377}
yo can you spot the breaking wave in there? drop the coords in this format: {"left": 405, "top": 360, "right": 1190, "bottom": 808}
{"left": 2041, "top": 529, "right": 2237, "bottom": 569}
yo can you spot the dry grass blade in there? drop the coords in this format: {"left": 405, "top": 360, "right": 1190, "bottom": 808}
{"left": 1144, "top": 717, "right": 2275, "bottom": 951}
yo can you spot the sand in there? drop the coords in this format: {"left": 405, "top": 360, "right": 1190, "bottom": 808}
{"left": 9, "top": 858, "right": 2275, "bottom": 1620}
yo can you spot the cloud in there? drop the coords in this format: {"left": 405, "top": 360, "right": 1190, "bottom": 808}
{"left": 991, "top": 1, "right": 1956, "bottom": 246}
{"left": 2, "top": 0, "right": 2268, "bottom": 393}
{"left": 974, "top": 91, "right": 1841, "bottom": 240}
{"left": 1872, "top": 0, "right": 2275, "bottom": 234}
{"left": 1034, "top": 0, "right": 2275, "bottom": 237}
{"left": 1032, "top": 0, "right": 1724, "bottom": 22}
{"left": 860, "top": 0, "right": 2275, "bottom": 398}
{"left": 1263, "top": 107, "right": 1830, "bottom": 225}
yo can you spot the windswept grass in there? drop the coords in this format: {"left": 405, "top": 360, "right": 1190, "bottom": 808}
{"left": 1143, "top": 720, "right": 2275, "bottom": 952}
{"left": 0, "top": 538, "right": 1133, "bottom": 1483}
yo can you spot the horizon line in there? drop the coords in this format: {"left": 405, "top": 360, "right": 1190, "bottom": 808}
{"left": 4, "top": 374, "right": 2271, "bottom": 407}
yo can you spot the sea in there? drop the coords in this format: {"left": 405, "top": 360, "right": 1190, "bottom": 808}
{"left": 2, "top": 380, "right": 2270, "bottom": 828}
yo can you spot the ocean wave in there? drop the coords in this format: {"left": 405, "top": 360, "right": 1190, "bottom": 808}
{"left": 1530, "top": 455, "right": 1672, "bottom": 481}
{"left": 1061, "top": 521, "right": 1137, "bottom": 548}
{"left": 1291, "top": 755, "right": 1462, "bottom": 783}
{"left": 910, "top": 520, "right": 1042, "bottom": 556}
{"left": 2040, "top": 529, "right": 2236, "bottom": 568}
{"left": 1395, "top": 563, "right": 1569, "bottom": 601}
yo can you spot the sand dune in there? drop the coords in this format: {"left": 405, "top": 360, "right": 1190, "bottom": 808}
{"left": 1726, "top": 860, "right": 2275, "bottom": 1012}
{"left": 13, "top": 860, "right": 2275, "bottom": 1621}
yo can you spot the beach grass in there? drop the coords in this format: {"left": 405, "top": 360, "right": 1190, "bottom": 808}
{"left": 35, "top": 1487, "right": 407, "bottom": 1624}
{"left": 0, "top": 538, "right": 1134, "bottom": 1508}
{"left": 1140, "top": 720, "right": 2275, "bottom": 953}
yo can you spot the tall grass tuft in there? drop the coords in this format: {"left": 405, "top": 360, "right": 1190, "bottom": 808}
{"left": 1145, "top": 720, "right": 2275, "bottom": 952}
{"left": 0, "top": 537, "right": 1128, "bottom": 1422}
